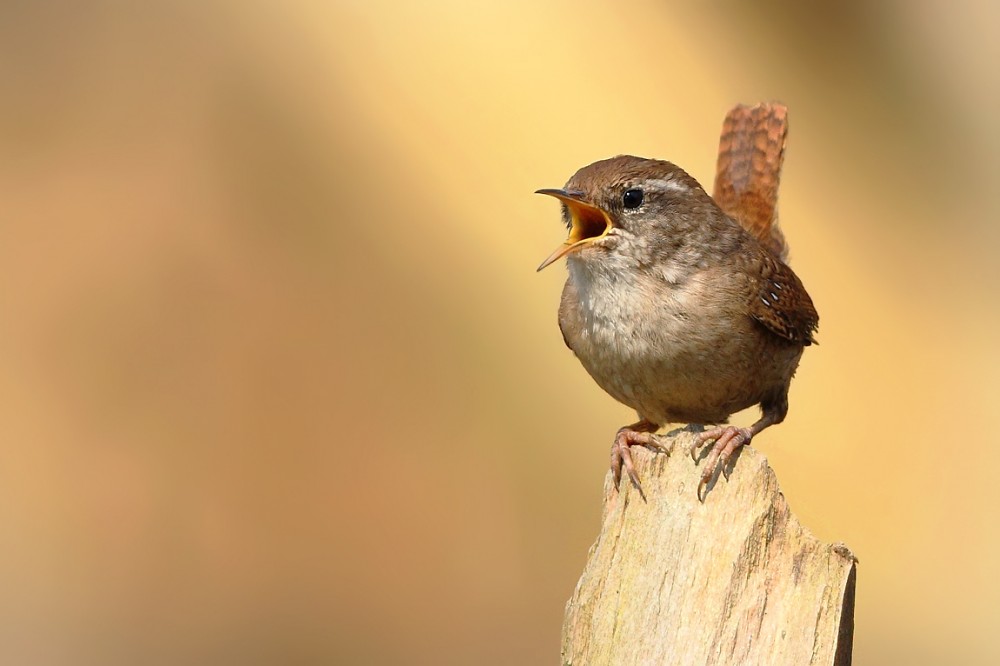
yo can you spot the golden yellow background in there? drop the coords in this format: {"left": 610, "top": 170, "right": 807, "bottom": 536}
{"left": 1, "top": 1, "right": 997, "bottom": 663}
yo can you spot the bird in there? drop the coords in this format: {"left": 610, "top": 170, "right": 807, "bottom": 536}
{"left": 535, "top": 103, "right": 817, "bottom": 499}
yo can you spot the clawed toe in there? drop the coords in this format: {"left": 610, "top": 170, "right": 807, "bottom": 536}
{"left": 610, "top": 422, "right": 670, "bottom": 501}
{"left": 608, "top": 421, "right": 756, "bottom": 501}
{"left": 693, "top": 426, "right": 751, "bottom": 500}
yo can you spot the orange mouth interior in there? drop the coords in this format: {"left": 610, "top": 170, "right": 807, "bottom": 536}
{"left": 536, "top": 191, "right": 613, "bottom": 271}
{"left": 566, "top": 201, "right": 612, "bottom": 244}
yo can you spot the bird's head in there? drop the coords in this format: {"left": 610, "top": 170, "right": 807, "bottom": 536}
{"left": 535, "top": 155, "right": 716, "bottom": 272}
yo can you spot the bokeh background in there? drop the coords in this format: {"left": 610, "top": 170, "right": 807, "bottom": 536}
{"left": 1, "top": 1, "right": 997, "bottom": 664}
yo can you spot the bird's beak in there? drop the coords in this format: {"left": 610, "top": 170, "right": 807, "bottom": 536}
{"left": 535, "top": 189, "right": 613, "bottom": 271}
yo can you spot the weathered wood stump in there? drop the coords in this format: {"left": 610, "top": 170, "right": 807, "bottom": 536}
{"left": 562, "top": 428, "right": 856, "bottom": 665}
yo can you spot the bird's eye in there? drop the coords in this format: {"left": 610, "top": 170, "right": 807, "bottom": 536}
{"left": 622, "top": 188, "right": 643, "bottom": 209}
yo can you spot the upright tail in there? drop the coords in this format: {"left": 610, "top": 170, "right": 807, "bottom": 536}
{"left": 713, "top": 102, "right": 789, "bottom": 261}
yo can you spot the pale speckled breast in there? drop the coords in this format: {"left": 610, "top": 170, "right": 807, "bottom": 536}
{"left": 559, "top": 258, "right": 801, "bottom": 426}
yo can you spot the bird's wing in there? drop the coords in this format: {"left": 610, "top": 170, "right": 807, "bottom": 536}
{"left": 748, "top": 253, "right": 818, "bottom": 345}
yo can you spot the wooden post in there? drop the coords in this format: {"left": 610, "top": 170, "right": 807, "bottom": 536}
{"left": 561, "top": 428, "right": 856, "bottom": 665}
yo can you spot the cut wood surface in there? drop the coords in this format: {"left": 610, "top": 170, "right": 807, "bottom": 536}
{"left": 562, "top": 428, "right": 856, "bottom": 666}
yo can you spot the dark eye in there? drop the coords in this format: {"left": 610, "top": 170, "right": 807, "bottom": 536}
{"left": 622, "top": 188, "right": 643, "bottom": 209}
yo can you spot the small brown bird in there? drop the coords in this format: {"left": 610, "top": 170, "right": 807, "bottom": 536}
{"left": 536, "top": 103, "right": 817, "bottom": 499}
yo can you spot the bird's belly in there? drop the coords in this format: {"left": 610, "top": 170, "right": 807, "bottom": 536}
{"left": 566, "top": 298, "right": 794, "bottom": 426}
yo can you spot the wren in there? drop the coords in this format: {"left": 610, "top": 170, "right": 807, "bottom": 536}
{"left": 536, "top": 104, "right": 818, "bottom": 499}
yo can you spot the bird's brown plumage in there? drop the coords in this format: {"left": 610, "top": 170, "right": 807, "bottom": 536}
{"left": 537, "top": 105, "right": 818, "bottom": 496}
{"left": 714, "top": 103, "right": 789, "bottom": 261}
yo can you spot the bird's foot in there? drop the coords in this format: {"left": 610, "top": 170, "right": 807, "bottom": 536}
{"left": 692, "top": 426, "right": 752, "bottom": 500}
{"left": 611, "top": 423, "right": 670, "bottom": 501}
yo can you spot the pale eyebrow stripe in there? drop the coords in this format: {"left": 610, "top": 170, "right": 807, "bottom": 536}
{"left": 644, "top": 178, "right": 689, "bottom": 194}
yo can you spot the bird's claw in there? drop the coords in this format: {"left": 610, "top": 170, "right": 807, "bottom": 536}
{"left": 693, "top": 425, "right": 752, "bottom": 500}
{"left": 610, "top": 426, "right": 669, "bottom": 501}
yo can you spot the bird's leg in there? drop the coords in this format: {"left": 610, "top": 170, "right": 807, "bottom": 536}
{"left": 611, "top": 419, "right": 669, "bottom": 501}
{"left": 693, "top": 395, "right": 788, "bottom": 499}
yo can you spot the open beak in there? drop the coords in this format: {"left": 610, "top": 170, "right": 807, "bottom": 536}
{"left": 535, "top": 189, "right": 613, "bottom": 271}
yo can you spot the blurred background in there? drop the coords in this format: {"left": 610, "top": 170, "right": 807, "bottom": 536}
{"left": 0, "top": 0, "right": 997, "bottom": 663}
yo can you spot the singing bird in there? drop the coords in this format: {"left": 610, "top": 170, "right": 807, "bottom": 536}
{"left": 536, "top": 104, "right": 817, "bottom": 498}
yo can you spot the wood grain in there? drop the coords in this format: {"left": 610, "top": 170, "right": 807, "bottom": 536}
{"left": 562, "top": 428, "right": 855, "bottom": 666}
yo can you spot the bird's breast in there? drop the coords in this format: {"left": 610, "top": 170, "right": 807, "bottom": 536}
{"left": 560, "top": 261, "right": 699, "bottom": 406}
{"left": 558, "top": 258, "right": 784, "bottom": 424}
